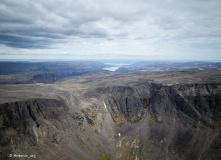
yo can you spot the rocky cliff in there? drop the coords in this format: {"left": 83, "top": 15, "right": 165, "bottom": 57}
{"left": 0, "top": 71, "right": 221, "bottom": 160}
{"left": 102, "top": 83, "right": 221, "bottom": 160}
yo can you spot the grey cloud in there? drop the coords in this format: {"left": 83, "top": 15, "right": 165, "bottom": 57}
{"left": 0, "top": 33, "right": 52, "bottom": 48}
{"left": 0, "top": 0, "right": 110, "bottom": 48}
{"left": 0, "top": 0, "right": 221, "bottom": 49}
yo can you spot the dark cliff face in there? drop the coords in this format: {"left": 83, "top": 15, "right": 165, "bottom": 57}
{"left": 0, "top": 71, "right": 221, "bottom": 160}
{"left": 102, "top": 83, "right": 221, "bottom": 160}
{"left": 104, "top": 84, "right": 150, "bottom": 125}
{"left": 29, "top": 73, "right": 58, "bottom": 84}
{"left": 0, "top": 99, "right": 70, "bottom": 160}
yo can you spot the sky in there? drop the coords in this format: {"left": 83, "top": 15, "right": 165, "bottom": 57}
{"left": 0, "top": 0, "right": 221, "bottom": 60}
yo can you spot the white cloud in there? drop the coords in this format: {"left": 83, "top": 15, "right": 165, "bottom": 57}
{"left": 59, "top": 52, "right": 69, "bottom": 55}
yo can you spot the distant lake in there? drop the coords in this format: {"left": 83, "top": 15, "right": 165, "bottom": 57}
{"left": 103, "top": 66, "right": 120, "bottom": 71}
{"left": 103, "top": 63, "right": 129, "bottom": 71}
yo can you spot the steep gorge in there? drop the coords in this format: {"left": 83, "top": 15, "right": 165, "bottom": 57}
{"left": 0, "top": 71, "right": 221, "bottom": 160}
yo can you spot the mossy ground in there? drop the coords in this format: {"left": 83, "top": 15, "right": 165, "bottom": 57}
{"left": 94, "top": 128, "right": 99, "bottom": 134}
{"left": 150, "top": 118, "right": 156, "bottom": 124}
{"left": 100, "top": 152, "right": 112, "bottom": 160}
{"left": 75, "top": 135, "right": 93, "bottom": 152}
{"left": 113, "top": 111, "right": 125, "bottom": 127}
{"left": 116, "top": 137, "right": 141, "bottom": 160}
{"left": 89, "top": 111, "right": 96, "bottom": 121}
{"left": 130, "top": 109, "right": 144, "bottom": 123}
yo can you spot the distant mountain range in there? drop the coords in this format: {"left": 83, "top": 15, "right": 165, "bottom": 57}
{"left": 115, "top": 61, "right": 221, "bottom": 73}
{"left": 0, "top": 61, "right": 113, "bottom": 84}
{"left": 1, "top": 61, "right": 221, "bottom": 84}
{"left": 0, "top": 61, "right": 112, "bottom": 77}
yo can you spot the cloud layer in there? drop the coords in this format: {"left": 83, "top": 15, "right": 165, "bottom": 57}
{"left": 0, "top": 0, "right": 221, "bottom": 59}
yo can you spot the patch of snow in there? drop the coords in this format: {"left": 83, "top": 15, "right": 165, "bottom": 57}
{"left": 118, "top": 133, "right": 121, "bottom": 137}
{"left": 104, "top": 102, "right": 107, "bottom": 109}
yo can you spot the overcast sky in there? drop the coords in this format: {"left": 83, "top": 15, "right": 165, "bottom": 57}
{"left": 0, "top": 0, "right": 221, "bottom": 60}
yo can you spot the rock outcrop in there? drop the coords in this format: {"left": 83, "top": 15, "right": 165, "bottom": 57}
{"left": 103, "top": 83, "right": 221, "bottom": 160}
{"left": 0, "top": 71, "right": 221, "bottom": 160}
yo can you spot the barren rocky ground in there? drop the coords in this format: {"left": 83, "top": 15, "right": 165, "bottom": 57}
{"left": 0, "top": 70, "right": 221, "bottom": 160}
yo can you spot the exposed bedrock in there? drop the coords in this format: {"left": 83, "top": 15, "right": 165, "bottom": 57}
{"left": 0, "top": 99, "right": 72, "bottom": 160}
{"left": 102, "top": 83, "right": 221, "bottom": 160}
{"left": 0, "top": 82, "right": 221, "bottom": 160}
